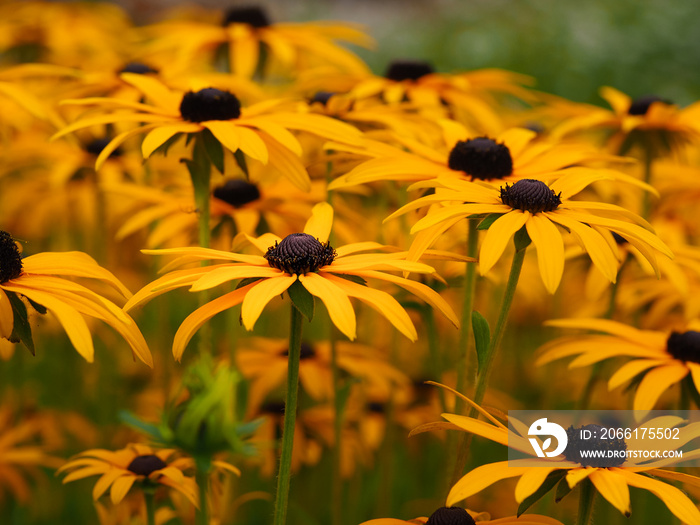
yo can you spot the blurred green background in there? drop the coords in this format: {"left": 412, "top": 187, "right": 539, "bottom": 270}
{"left": 125, "top": 0, "right": 700, "bottom": 106}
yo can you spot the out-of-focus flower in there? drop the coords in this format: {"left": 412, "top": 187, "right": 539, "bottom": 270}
{"left": 360, "top": 505, "right": 564, "bottom": 525}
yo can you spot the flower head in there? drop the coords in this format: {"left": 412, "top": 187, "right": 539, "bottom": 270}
{"left": 125, "top": 203, "right": 461, "bottom": 360}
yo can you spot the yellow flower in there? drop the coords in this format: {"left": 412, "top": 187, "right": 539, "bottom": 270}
{"left": 58, "top": 444, "right": 198, "bottom": 506}
{"left": 552, "top": 86, "right": 700, "bottom": 154}
{"left": 53, "top": 74, "right": 363, "bottom": 191}
{"left": 0, "top": 231, "right": 152, "bottom": 366}
{"left": 0, "top": 404, "right": 62, "bottom": 504}
{"left": 537, "top": 318, "right": 700, "bottom": 415}
{"left": 137, "top": 6, "right": 373, "bottom": 78}
{"left": 388, "top": 173, "right": 672, "bottom": 293}
{"left": 360, "top": 506, "right": 564, "bottom": 525}
{"left": 416, "top": 386, "right": 700, "bottom": 523}
{"left": 125, "top": 202, "right": 460, "bottom": 360}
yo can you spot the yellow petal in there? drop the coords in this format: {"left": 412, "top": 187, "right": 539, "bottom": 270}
{"left": 298, "top": 273, "right": 356, "bottom": 340}
{"left": 526, "top": 214, "right": 564, "bottom": 294}
{"left": 173, "top": 283, "right": 256, "bottom": 361}
{"left": 120, "top": 73, "right": 182, "bottom": 111}
{"left": 236, "top": 126, "right": 269, "bottom": 163}
{"left": 515, "top": 468, "right": 559, "bottom": 503}
{"left": 109, "top": 475, "right": 136, "bottom": 504}
{"left": 189, "top": 266, "right": 282, "bottom": 292}
{"left": 633, "top": 364, "right": 688, "bottom": 414}
{"left": 92, "top": 469, "right": 125, "bottom": 500}
{"left": 566, "top": 467, "right": 594, "bottom": 488}
{"left": 608, "top": 360, "right": 667, "bottom": 390}
{"left": 303, "top": 202, "right": 334, "bottom": 243}
{"left": 258, "top": 133, "right": 311, "bottom": 192}
{"left": 244, "top": 119, "right": 302, "bottom": 155}
{"left": 203, "top": 120, "right": 240, "bottom": 156}
{"left": 588, "top": 470, "right": 630, "bottom": 517}
{"left": 447, "top": 461, "right": 530, "bottom": 506}
{"left": 0, "top": 290, "right": 14, "bottom": 339}
{"left": 479, "top": 211, "right": 530, "bottom": 275}
{"left": 617, "top": 469, "right": 700, "bottom": 525}
{"left": 241, "top": 275, "right": 296, "bottom": 331}
{"left": 142, "top": 123, "right": 201, "bottom": 158}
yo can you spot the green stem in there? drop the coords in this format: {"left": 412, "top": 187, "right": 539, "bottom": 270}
{"left": 330, "top": 328, "right": 343, "bottom": 525}
{"left": 273, "top": 304, "right": 304, "bottom": 525}
{"left": 195, "top": 462, "right": 210, "bottom": 525}
{"left": 450, "top": 237, "right": 526, "bottom": 486}
{"left": 144, "top": 489, "right": 156, "bottom": 525}
{"left": 577, "top": 478, "right": 596, "bottom": 525}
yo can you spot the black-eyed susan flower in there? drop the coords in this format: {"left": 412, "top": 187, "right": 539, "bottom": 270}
{"left": 388, "top": 173, "right": 672, "bottom": 293}
{"left": 124, "top": 203, "right": 460, "bottom": 360}
{"left": 360, "top": 506, "right": 564, "bottom": 525}
{"left": 137, "top": 5, "right": 373, "bottom": 78}
{"left": 53, "top": 74, "right": 363, "bottom": 191}
{"left": 327, "top": 126, "right": 645, "bottom": 192}
{"left": 416, "top": 387, "right": 700, "bottom": 523}
{"left": 552, "top": 86, "right": 700, "bottom": 155}
{"left": 0, "top": 230, "right": 151, "bottom": 365}
{"left": 58, "top": 444, "right": 198, "bottom": 506}
{"left": 537, "top": 318, "right": 700, "bottom": 414}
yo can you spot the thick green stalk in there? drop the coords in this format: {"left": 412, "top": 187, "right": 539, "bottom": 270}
{"left": 273, "top": 304, "right": 304, "bottom": 525}
{"left": 577, "top": 479, "right": 596, "bottom": 525}
{"left": 195, "top": 460, "right": 210, "bottom": 525}
{"left": 144, "top": 489, "right": 156, "bottom": 525}
{"left": 450, "top": 238, "right": 526, "bottom": 486}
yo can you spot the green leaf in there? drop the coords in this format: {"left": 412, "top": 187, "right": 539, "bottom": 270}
{"left": 287, "top": 280, "right": 314, "bottom": 321}
{"left": 6, "top": 292, "right": 35, "bottom": 355}
{"left": 236, "top": 277, "right": 263, "bottom": 290}
{"left": 118, "top": 410, "right": 164, "bottom": 441}
{"left": 471, "top": 311, "right": 490, "bottom": 374}
{"left": 517, "top": 470, "right": 566, "bottom": 516}
{"left": 26, "top": 297, "right": 47, "bottom": 315}
{"left": 514, "top": 225, "right": 532, "bottom": 251}
{"left": 477, "top": 213, "right": 505, "bottom": 230}
{"left": 201, "top": 128, "right": 225, "bottom": 174}
{"left": 334, "top": 273, "right": 367, "bottom": 286}
{"left": 233, "top": 149, "right": 249, "bottom": 177}
{"left": 555, "top": 476, "right": 573, "bottom": 503}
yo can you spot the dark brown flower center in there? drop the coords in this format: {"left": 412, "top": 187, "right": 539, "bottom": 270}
{"left": 564, "top": 424, "right": 627, "bottom": 467}
{"left": 85, "top": 138, "right": 121, "bottom": 158}
{"left": 119, "top": 62, "right": 158, "bottom": 75}
{"left": 385, "top": 60, "right": 434, "bottom": 81}
{"left": 0, "top": 231, "right": 23, "bottom": 283}
{"left": 500, "top": 179, "right": 561, "bottom": 213}
{"left": 628, "top": 95, "right": 671, "bottom": 116}
{"left": 212, "top": 179, "right": 260, "bottom": 208}
{"left": 180, "top": 88, "right": 241, "bottom": 122}
{"left": 310, "top": 91, "right": 335, "bottom": 106}
{"left": 265, "top": 233, "right": 335, "bottom": 275}
{"left": 425, "top": 507, "right": 476, "bottom": 525}
{"left": 448, "top": 137, "right": 513, "bottom": 181}
{"left": 281, "top": 342, "right": 316, "bottom": 360}
{"left": 126, "top": 454, "right": 167, "bottom": 476}
{"left": 223, "top": 6, "right": 270, "bottom": 28}
{"left": 667, "top": 331, "right": 700, "bottom": 363}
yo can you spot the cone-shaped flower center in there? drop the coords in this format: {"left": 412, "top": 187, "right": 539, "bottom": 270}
{"left": 223, "top": 6, "right": 270, "bottom": 28}
{"left": 628, "top": 95, "right": 670, "bottom": 116}
{"left": 667, "top": 331, "right": 700, "bottom": 363}
{"left": 310, "top": 91, "right": 335, "bottom": 106}
{"left": 385, "top": 60, "right": 434, "bottom": 81}
{"left": 425, "top": 507, "right": 476, "bottom": 525}
{"left": 564, "top": 424, "right": 627, "bottom": 467}
{"left": 127, "top": 454, "right": 167, "bottom": 476}
{"left": 119, "top": 62, "right": 158, "bottom": 75}
{"left": 448, "top": 137, "right": 513, "bottom": 181}
{"left": 281, "top": 342, "right": 316, "bottom": 360}
{"left": 86, "top": 138, "right": 121, "bottom": 158}
{"left": 180, "top": 88, "right": 241, "bottom": 122}
{"left": 0, "top": 231, "right": 23, "bottom": 283}
{"left": 265, "top": 233, "right": 336, "bottom": 275}
{"left": 212, "top": 179, "right": 260, "bottom": 208}
{"left": 500, "top": 179, "right": 561, "bottom": 213}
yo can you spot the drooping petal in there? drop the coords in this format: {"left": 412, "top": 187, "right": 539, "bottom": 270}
{"left": 241, "top": 275, "right": 297, "bottom": 331}
{"left": 92, "top": 469, "right": 126, "bottom": 500}
{"left": 479, "top": 211, "right": 530, "bottom": 275}
{"left": 608, "top": 360, "right": 668, "bottom": 390}
{"left": 109, "top": 475, "right": 136, "bottom": 504}
{"left": 257, "top": 133, "right": 311, "bottom": 191}
{"left": 589, "top": 469, "right": 630, "bottom": 517}
{"left": 298, "top": 273, "right": 356, "bottom": 340}
{"left": 446, "top": 461, "right": 533, "bottom": 506}
{"left": 142, "top": 123, "right": 202, "bottom": 158}
{"left": 189, "top": 266, "right": 282, "bottom": 292}
{"left": 515, "top": 468, "right": 560, "bottom": 503}
{"left": 633, "top": 364, "right": 688, "bottom": 414}
{"left": 236, "top": 126, "right": 269, "bottom": 163}
{"left": 0, "top": 290, "right": 14, "bottom": 339}
{"left": 526, "top": 214, "right": 564, "bottom": 294}
{"left": 202, "top": 120, "right": 241, "bottom": 156}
